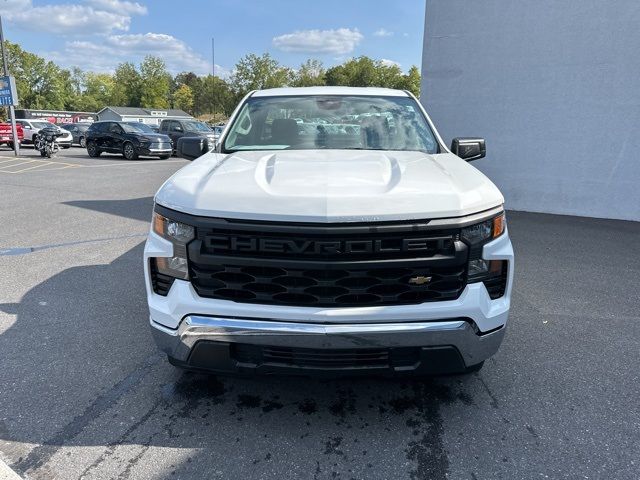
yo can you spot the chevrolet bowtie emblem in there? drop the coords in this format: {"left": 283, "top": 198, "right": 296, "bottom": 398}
{"left": 408, "top": 276, "right": 432, "bottom": 285}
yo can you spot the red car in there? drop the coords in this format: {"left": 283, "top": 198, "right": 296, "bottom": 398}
{"left": 0, "top": 123, "right": 24, "bottom": 148}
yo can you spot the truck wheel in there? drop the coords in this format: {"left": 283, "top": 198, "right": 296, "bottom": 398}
{"left": 79, "top": 136, "right": 86, "bottom": 148}
{"left": 32, "top": 134, "right": 38, "bottom": 148}
{"left": 7, "top": 142, "right": 13, "bottom": 150}
{"left": 87, "top": 141, "right": 101, "bottom": 157}
{"left": 123, "top": 142, "right": 138, "bottom": 160}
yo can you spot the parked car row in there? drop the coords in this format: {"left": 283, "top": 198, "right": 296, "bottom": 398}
{"left": 16, "top": 119, "right": 73, "bottom": 148}
{"left": 1, "top": 117, "right": 226, "bottom": 161}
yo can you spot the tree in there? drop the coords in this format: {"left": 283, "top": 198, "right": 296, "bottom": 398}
{"left": 325, "top": 56, "right": 379, "bottom": 87}
{"left": 292, "top": 59, "right": 325, "bottom": 87}
{"left": 399, "top": 65, "right": 421, "bottom": 97}
{"left": 139, "top": 56, "right": 170, "bottom": 108}
{"left": 1, "top": 40, "right": 420, "bottom": 117}
{"left": 172, "top": 72, "right": 201, "bottom": 113}
{"left": 324, "top": 56, "right": 421, "bottom": 96}
{"left": 229, "top": 53, "right": 292, "bottom": 99}
{"left": 58, "top": 68, "right": 82, "bottom": 110}
{"left": 1, "top": 41, "right": 66, "bottom": 109}
{"left": 112, "top": 62, "right": 142, "bottom": 107}
{"left": 173, "top": 84, "right": 194, "bottom": 114}
{"left": 76, "top": 73, "right": 115, "bottom": 112}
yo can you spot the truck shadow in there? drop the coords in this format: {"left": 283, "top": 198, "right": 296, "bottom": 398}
{"left": 0, "top": 221, "right": 494, "bottom": 479}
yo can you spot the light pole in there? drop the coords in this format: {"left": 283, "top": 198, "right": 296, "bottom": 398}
{"left": 0, "top": 15, "right": 19, "bottom": 156}
{"left": 211, "top": 37, "right": 215, "bottom": 121}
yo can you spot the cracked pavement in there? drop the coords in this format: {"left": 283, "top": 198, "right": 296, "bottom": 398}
{"left": 0, "top": 149, "right": 639, "bottom": 479}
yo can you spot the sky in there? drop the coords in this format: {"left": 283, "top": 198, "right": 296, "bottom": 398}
{"left": 0, "top": 0, "right": 426, "bottom": 77}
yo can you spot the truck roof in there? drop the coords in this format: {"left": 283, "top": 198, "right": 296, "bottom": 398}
{"left": 251, "top": 86, "right": 410, "bottom": 97}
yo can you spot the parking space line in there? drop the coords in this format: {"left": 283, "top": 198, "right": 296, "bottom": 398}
{"left": 5, "top": 164, "right": 80, "bottom": 174}
{"left": 0, "top": 158, "right": 83, "bottom": 174}
{"left": 10, "top": 161, "right": 54, "bottom": 173}
{"left": 0, "top": 160, "right": 38, "bottom": 172}
{"left": 0, "top": 158, "right": 23, "bottom": 165}
{"left": 81, "top": 159, "right": 186, "bottom": 168}
{"left": 0, "top": 155, "right": 183, "bottom": 174}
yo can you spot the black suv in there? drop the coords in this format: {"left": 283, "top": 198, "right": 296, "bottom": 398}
{"left": 159, "top": 119, "right": 217, "bottom": 154}
{"left": 85, "top": 121, "right": 173, "bottom": 159}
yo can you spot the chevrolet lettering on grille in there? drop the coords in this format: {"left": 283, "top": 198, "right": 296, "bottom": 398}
{"left": 206, "top": 236, "right": 446, "bottom": 255}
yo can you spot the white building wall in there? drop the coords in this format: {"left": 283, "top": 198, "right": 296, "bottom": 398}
{"left": 421, "top": 0, "right": 640, "bottom": 221}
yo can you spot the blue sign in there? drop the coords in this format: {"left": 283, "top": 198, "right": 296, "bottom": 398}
{"left": 0, "top": 76, "right": 18, "bottom": 106}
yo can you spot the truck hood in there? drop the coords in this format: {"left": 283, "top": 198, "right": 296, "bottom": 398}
{"left": 155, "top": 149, "right": 504, "bottom": 222}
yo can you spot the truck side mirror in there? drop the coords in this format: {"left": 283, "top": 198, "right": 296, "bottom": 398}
{"left": 177, "top": 137, "right": 210, "bottom": 161}
{"left": 451, "top": 137, "right": 486, "bottom": 161}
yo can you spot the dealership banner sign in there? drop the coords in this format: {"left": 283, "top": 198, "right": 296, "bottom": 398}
{"left": 15, "top": 109, "right": 96, "bottom": 123}
{"left": 0, "top": 76, "right": 18, "bottom": 106}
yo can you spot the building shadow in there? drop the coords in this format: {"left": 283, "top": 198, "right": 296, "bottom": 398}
{"left": 63, "top": 196, "right": 155, "bottom": 223}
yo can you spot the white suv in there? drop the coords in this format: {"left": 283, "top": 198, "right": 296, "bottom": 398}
{"left": 15, "top": 119, "right": 72, "bottom": 148}
{"left": 144, "top": 87, "right": 514, "bottom": 376}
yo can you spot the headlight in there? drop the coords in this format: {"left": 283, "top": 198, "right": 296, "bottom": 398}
{"left": 462, "top": 212, "right": 508, "bottom": 299}
{"left": 461, "top": 212, "right": 505, "bottom": 244}
{"left": 151, "top": 212, "right": 195, "bottom": 280}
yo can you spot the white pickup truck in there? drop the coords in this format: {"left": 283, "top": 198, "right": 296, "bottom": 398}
{"left": 144, "top": 86, "right": 514, "bottom": 376}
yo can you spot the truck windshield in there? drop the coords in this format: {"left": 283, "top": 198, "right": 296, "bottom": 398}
{"left": 222, "top": 95, "right": 439, "bottom": 154}
{"left": 183, "top": 121, "right": 212, "bottom": 132}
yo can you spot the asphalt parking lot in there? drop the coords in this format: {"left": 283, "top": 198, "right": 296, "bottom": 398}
{"left": 0, "top": 147, "right": 638, "bottom": 480}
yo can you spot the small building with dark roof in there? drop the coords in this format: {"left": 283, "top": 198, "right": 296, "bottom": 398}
{"left": 96, "top": 107, "right": 192, "bottom": 126}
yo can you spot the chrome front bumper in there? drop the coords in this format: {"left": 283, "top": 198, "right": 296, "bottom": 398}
{"left": 151, "top": 315, "right": 505, "bottom": 374}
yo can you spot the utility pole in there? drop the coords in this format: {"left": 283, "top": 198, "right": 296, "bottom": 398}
{"left": 211, "top": 37, "right": 215, "bottom": 121}
{"left": 0, "top": 16, "right": 19, "bottom": 156}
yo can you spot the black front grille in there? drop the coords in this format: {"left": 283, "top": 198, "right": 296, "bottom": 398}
{"left": 232, "top": 344, "right": 421, "bottom": 369}
{"left": 190, "top": 262, "right": 466, "bottom": 307}
{"left": 181, "top": 214, "right": 469, "bottom": 308}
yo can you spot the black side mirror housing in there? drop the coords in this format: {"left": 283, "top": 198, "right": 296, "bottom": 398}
{"left": 177, "top": 137, "right": 210, "bottom": 161}
{"left": 451, "top": 137, "right": 486, "bottom": 161}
